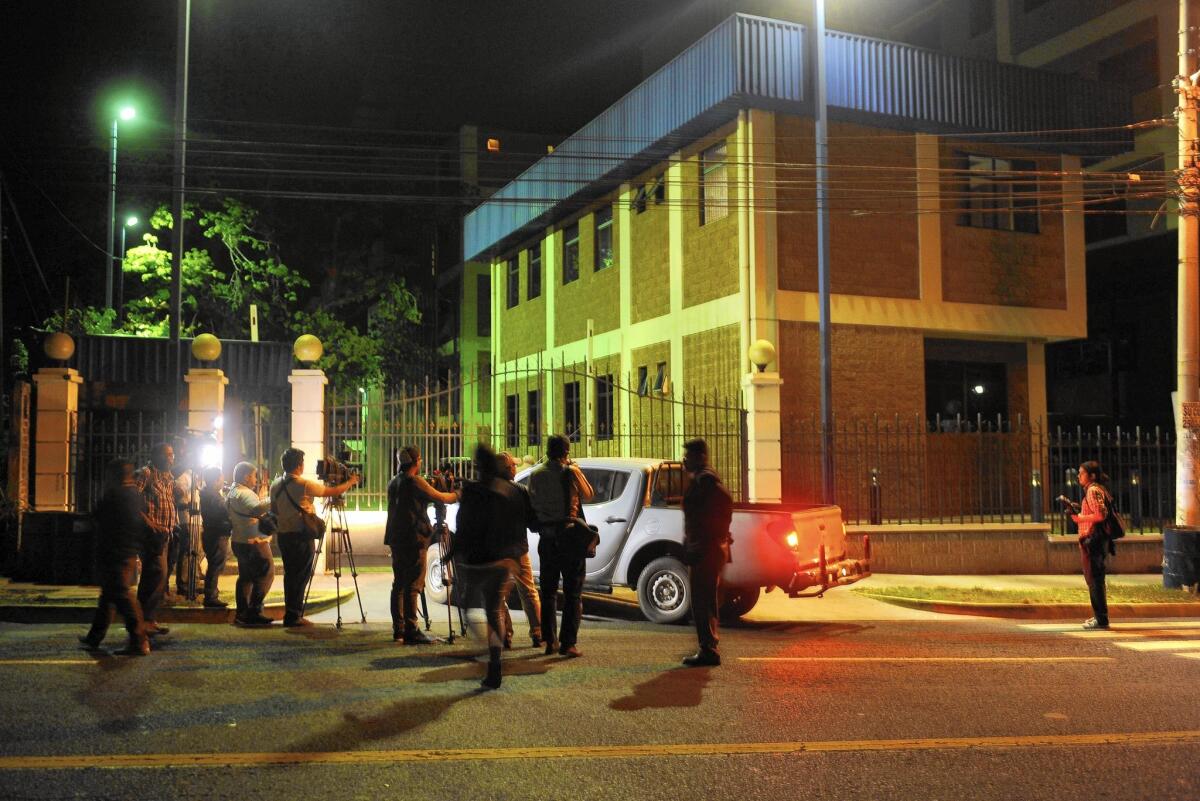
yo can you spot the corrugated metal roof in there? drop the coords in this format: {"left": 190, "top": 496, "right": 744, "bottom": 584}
{"left": 73, "top": 335, "right": 293, "bottom": 389}
{"left": 463, "top": 13, "right": 1128, "bottom": 262}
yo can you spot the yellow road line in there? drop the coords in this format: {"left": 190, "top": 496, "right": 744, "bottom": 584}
{"left": 737, "top": 657, "right": 1112, "bottom": 663}
{"left": 1115, "top": 641, "right": 1200, "bottom": 652}
{"left": 0, "top": 660, "right": 97, "bottom": 666}
{"left": 1021, "top": 621, "right": 1200, "bottom": 631}
{"left": 2, "top": 731, "right": 1198, "bottom": 770}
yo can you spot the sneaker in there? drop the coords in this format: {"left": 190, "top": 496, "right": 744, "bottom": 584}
{"left": 682, "top": 649, "right": 721, "bottom": 667}
{"left": 1082, "top": 618, "right": 1110, "bottom": 630}
{"left": 283, "top": 617, "right": 314, "bottom": 628}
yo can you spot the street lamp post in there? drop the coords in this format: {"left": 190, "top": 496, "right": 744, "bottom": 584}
{"left": 118, "top": 215, "right": 138, "bottom": 316}
{"left": 105, "top": 104, "right": 136, "bottom": 312}
{"left": 813, "top": 0, "right": 835, "bottom": 504}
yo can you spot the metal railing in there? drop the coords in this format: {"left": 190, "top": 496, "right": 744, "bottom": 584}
{"left": 781, "top": 415, "right": 1174, "bottom": 532}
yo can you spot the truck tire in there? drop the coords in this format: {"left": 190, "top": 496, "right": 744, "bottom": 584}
{"left": 636, "top": 556, "right": 691, "bottom": 624}
{"left": 423, "top": 542, "right": 449, "bottom": 605}
{"left": 718, "top": 586, "right": 761, "bottom": 622}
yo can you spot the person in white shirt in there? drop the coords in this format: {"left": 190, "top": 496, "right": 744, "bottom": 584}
{"left": 269, "top": 448, "right": 358, "bottom": 627}
{"left": 226, "top": 462, "right": 274, "bottom": 627}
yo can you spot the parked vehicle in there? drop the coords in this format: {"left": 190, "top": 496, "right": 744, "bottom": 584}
{"left": 425, "top": 457, "right": 869, "bottom": 623}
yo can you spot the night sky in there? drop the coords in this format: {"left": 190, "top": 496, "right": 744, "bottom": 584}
{"left": 0, "top": 1, "right": 700, "bottom": 331}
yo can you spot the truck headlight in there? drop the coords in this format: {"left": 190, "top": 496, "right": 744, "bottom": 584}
{"left": 785, "top": 531, "right": 799, "bottom": 549}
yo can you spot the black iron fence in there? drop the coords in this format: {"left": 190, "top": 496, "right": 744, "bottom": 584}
{"left": 782, "top": 415, "right": 1174, "bottom": 532}
{"left": 326, "top": 360, "right": 747, "bottom": 511}
{"left": 74, "top": 407, "right": 172, "bottom": 513}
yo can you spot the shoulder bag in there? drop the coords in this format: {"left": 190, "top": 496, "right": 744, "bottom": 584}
{"left": 227, "top": 492, "right": 277, "bottom": 537}
{"left": 274, "top": 477, "right": 327, "bottom": 539}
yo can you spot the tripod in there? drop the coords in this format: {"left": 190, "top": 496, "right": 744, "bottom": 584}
{"left": 181, "top": 472, "right": 203, "bottom": 602}
{"left": 435, "top": 523, "right": 469, "bottom": 643}
{"left": 303, "top": 496, "right": 366, "bottom": 629}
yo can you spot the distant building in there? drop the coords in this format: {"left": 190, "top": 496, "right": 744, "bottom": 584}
{"left": 463, "top": 13, "right": 1128, "bottom": 488}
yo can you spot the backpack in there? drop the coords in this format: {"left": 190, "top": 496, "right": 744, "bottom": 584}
{"left": 1103, "top": 495, "right": 1126, "bottom": 540}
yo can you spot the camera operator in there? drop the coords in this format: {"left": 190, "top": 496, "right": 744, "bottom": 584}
{"left": 197, "top": 466, "right": 231, "bottom": 609}
{"left": 226, "top": 462, "right": 274, "bottom": 626}
{"left": 385, "top": 446, "right": 459, "bottom": 644}
{"left": 270, "top": 447, "right": 358, "bottom": 628}
{"left": 134, "top": 442, "right": 181, "bottom": 637}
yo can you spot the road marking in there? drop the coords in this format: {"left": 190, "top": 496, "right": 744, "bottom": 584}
{"left": 0, "top": 659, "right": 97, "bottom": 666}
{"left": 1179, "top": 653, "right": 1200, "bottom": 660}
{"left": 1114, "top": 641, "right": 1200, "bottom": 652}
{"left": 2, "top": 731, "right": 1198, "bottom": 770}
{"left": 1060, "top": 629, "right": 1200, "bottom": 639}
{"left": 737, "top": 657, "right": 1112, "bottom": 663}
{"left": 1021, "top": 621, "right": 1200, "bottom": 631}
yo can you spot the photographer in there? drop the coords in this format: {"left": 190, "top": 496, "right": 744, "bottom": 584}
{"left": 198, "top": 466, "right": 231, "bottom": 609}
{"left": 385, "top": 446, "right": 458, "bottom": 644}
{"left": 226, "top": 462, "right": 274, "bottom": 627}
{"left": 529, "top": 434, "right": 593, "bottom": 658}
{"left": 270, "top": 448, "right": 358, "bottom": 628}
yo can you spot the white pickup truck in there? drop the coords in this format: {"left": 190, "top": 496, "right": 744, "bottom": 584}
{"left": 425, "top": 457, "right": 870, "bottom": 623}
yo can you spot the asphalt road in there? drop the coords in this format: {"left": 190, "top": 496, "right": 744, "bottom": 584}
{"left": 1, "top": 586, "right": 1199, "bottom": 801}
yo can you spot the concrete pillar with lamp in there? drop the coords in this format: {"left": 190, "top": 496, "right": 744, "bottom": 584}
{"left": 183, "top": 333, "right": 229, "bottom": 469}
{"left": 32, "top": 332, "right": 83, "bottom": 511}
{"left": 289, "top": 334, "right": 328, "bottom": 572}
{"left": 741, "top": 339, "right": 783, "bottom": 504}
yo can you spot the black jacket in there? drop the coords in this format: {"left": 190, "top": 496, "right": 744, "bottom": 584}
{"left": 455, "top": 478, "right": 539, "bottom": 564}
{"left": 95, "top": 484, "right": 149, "bottom": 560}
{"left": 384, "top": 473, "right": 438, "bottom": 548}
{"left": 682, "top": 467, "right": 733, "bottom": 554}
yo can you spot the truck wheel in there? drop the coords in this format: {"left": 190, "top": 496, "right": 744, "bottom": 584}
{"left": 636, "top": 556, "right": 691, "bottom": 624}
{"left": 424, "top": 543, "right": 449, "bottom": 605}
{"left": 718, "top": 586, "right": 761, "bottom": 622}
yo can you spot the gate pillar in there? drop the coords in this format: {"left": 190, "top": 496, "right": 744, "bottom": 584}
{"left": 290, "top": 336, "right": 328, "bottom": 572}
{"left": 33, "top": 333, "right": 82, "bottom": 511}
{"left": 742, "top": 340, "right": 783, "bottom": 504}
{"left": 184, "top": 368, "right": 229, "bottom": 457}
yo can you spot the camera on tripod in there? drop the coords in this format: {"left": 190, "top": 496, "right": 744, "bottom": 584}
{"left": 316, "top": 447, "right": 364, "bottom": 486}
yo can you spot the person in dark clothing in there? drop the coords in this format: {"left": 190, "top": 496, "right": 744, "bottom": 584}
{"left": 529, "top": 434, "right": 594, "bottom": 658}
{"left": 1071, "top": 460, "right": 1113, "bottom": 630}
{"left": 135, "top": 442, "right": 181, "bottom": 637}
{"left": 80, "top": 459, "right": 150, "bottom": 655}
{"left": 198, "top": 466, "right": 231, "bottom": 608}
{"left": 453, "top": 444, "right": 539, "bottom": 689}
{"left": 681, "top": 438, "right": 733, "bottom": 667}
{"left": 385, "top": 446, "right": 459, "bottom": 643}
{"left": 497, "top": 451, "right": 543, "bottom": 649}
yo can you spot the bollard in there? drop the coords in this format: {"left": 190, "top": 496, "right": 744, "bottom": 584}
{"left": 1030, "top": 469, "right": 1044, "bottom": 523}
{"left": 869, "top": 468, "right": 882, "bottom": 525}
{"left": 1130, "top": 469, "right": 1143, "bottom": 530}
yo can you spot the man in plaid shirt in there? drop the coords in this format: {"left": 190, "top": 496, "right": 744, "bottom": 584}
{"left": 135, "top": 443, "right": 182, "bottom": 636}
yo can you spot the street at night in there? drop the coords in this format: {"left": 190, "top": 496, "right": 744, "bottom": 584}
{"left": 1, "top": 587, "right": 1198, "bottom": 801}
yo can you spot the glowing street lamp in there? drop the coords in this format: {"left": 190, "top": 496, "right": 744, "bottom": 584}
{"left": 117, "top": 214, "right": 140, "bottom": 313}
{"left": 105, "top": 104, "right": 137, "bottom": 311}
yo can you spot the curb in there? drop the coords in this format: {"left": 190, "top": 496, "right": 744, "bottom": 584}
{"left": 863, "top": 594, "right": 1200, "bottom": 619}
{"left": 0, "top": 589, "right": 356, "bottom": 625}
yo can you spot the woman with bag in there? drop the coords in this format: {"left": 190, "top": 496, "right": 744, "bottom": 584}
{"left": 270, "top": 448, "right": 358, "bottom": 628}
{"left": 1072, "top": 460, "right": 1113, "bottom": 630}
{"left": 226, "top": 462, "right": 275, "bottom": 627}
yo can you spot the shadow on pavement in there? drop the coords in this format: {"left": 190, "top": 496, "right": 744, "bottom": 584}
{"left": 417, "top": 652, "right": 555, "bottom": 684}
{"left": 608, "top": 666, "right": 713, "bottom": 711}
{"left": 288, "top": 692, "right": 474, "bottom": 752}
{"left": 74, "top": 651, "right": 154, "bottom": 734}
{"left": 730, "top": 621, "right": 872, "bottom": 638}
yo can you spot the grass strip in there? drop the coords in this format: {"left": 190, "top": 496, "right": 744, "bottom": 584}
{"left": 854, "top": 584, "right": 1200, "bottom": 605}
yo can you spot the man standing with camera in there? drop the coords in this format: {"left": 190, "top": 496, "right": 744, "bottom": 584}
{"left": 385, "top": 446, "right": 459, "bottom": 644}
{"left": 529, "top": 434, "right": 593, "bottom": 658}
{"left": 270, "top": 448, "right": 358, "bottom": 628}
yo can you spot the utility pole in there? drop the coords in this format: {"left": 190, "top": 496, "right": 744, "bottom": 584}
{"left": 169, "top": 0, "right": 191, "bottom": 429}
{"left": 1176, "top": 0, "right": 1200, "bottom": 526}
{"left": 814, "top": 0, "right": 835, "bottom": 504}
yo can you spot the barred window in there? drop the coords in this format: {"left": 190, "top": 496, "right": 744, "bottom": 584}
{"left": 564, "top": 381, "right": 581, "bottom": 442}
{"left": 594, "top": 207, "right": 613, "bottom": 271}
{"left": 527, "top": 245, "right": 541, "bottom": 299}
{"left": 959, "top": 153, "right": 1039, "bottom": 234}
{"left": 596, "top": 374, "right": 614, "bottom": 441}
{"left": 699, "top": 141, "right": 729, "bottom": 226}
{"left": 506, "top": 256, "right": 519, "bottom": 309}
{"left": 563, "top": 223, "right": 580, "bottom": 284}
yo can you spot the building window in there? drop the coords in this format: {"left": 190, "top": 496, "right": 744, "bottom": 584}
{"left": 925, "top": 360, "right": 1008, "bottom": 428}
{"left": 505, "top": 393, "right": 519, "bottom": 447}
{"left": 654, "top": 362, "right": 667, "bottom": 393}
{"left": 563, "top": 223, "right": 580, "bottom": 284}
{"left": 969, "top": 0, "right": 993, "bottom": 37}
{"left": 478, "top": 352, "right": 491, "bottom": 414}
{"left": 959, "top": 154, "right": 1039, "bottom": 234}
{"left": 506, "top": 256, "right": 519, "bottom": 309}
{"left": 637, "top": 365, "right": 649, "bottom": 396}
{"left": 633, "top": 177, "right": 665, "bottom": 214}
{"left": 699, "top": 142, "right": 729, "bottom": 225}
{"left": 527, "top": 389, "right": 541, "bottom": 446}
{"left": 527, "top": 245, "right": 541, "bottom": 299}
{"left": 564, "top": 380, "right": 581, "bottom": 442}
{"left": 596, "top": 374, "right": 614, "bottom": 440}
{"left": 594, "top": 206, "right": 613, "bottom": 271}
{"left": 476, "top": 275, "right": 490, "bottom": 337}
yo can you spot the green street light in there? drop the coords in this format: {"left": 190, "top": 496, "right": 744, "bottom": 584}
{"left": 125, "top": 215, "right": 138, "bottom": 227}
{"left": 106, "top": 103, "right": 137, "bottom": 312}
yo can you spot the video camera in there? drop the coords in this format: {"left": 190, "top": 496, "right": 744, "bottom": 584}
{"left": 317, "top": 447, "right": 364, "bottom": 486}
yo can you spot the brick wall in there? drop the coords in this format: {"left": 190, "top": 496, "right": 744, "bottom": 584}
{"left": 940, "top": 143, "right": 1066, "bottom": 309}
{"left": 776, "top": 117, "right": 920, "bottom": 299}
{"left": 555, "top": 207, "right": 621, "bottom": 345}
{"left": 682, "top": 324, "right": 741, "bottom": 399}
{"left": 629, "top": 341, "right": 674, "bottom": 458}
{"left": 499, "top": 245, "right": 548, "bottom": 362}
{"left": 681, "top": 146, "right": 740, "bottom": 308}
{"left": 630, "top": 180, "right": 671, "bottom": 324}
